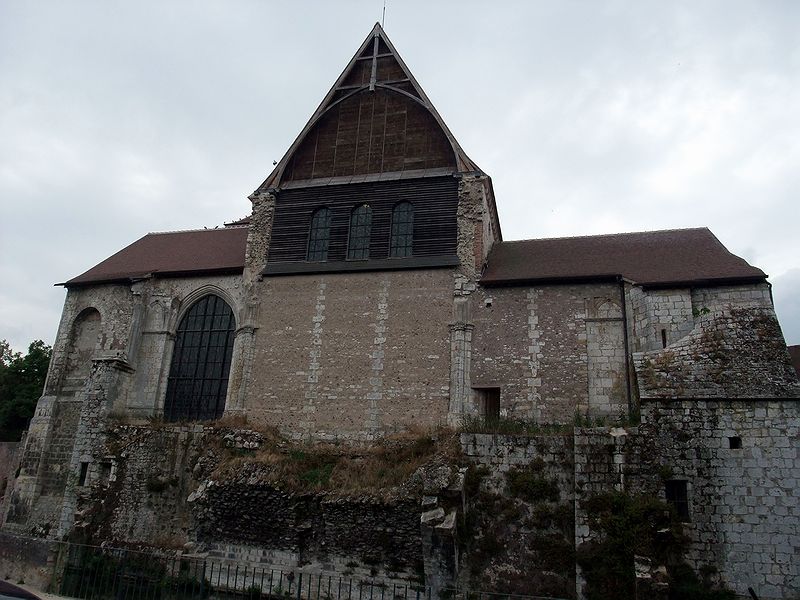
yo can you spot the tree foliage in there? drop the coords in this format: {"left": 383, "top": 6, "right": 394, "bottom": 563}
{"left": 0, "top": 339, "right": 52, "bottom": 441}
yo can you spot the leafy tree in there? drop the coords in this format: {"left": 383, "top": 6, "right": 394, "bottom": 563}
{"left": 0, "top": 339, "right": 52, "bottom": 441}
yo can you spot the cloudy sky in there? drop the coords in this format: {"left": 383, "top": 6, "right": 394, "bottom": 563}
{"left": 1, "top": 0, "right": 798, "bottom": 352}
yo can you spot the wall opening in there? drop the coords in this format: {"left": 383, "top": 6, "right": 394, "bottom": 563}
{"left": 660, "top": 328, "right": 668, "bottom": 348}
{"left": 474, "top": 387, "right": 501, "bottom": 422}
{"left": 665, "top": 479, "right": 690, "bottom": 521}
{"left": 78, "top": 462, "right": 89, "bottom": 486}
{"left": 728, "top": 436, "right": 742, "bottom": 449}
{"left": 99, "top": 462, "right": 112, "bottom": 486}
{"left": 164, "top": 294, "right": 236, "bottom": 422}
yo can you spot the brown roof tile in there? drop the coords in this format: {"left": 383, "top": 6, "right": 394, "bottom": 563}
{"left": 63, "top": 227, "right": 249, "bottom": 287}
{"left": 481, "top": 228, "right": 766, "bottom": 287}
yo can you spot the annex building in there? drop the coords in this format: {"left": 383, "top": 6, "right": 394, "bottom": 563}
{"left": 2, "top": 24, "right": 798, "bottom": 600}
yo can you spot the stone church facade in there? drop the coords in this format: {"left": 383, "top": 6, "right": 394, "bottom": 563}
{"left": 2, "top": 24, "right": 798, "bottom": 599}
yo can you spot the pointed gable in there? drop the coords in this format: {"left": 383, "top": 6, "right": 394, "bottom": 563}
{"left": 257, "top": 23, "right": 480, "bottom": 192}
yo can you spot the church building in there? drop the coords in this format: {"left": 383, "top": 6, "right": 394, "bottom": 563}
{"left": 2, "top": 23, "right": 798, "bottom": 599}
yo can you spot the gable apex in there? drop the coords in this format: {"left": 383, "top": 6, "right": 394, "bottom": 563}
{"left": 255, "top": 23, "right": 481, "bottom": 193}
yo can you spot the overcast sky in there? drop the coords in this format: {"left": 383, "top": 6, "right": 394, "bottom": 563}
{"left": 1, "top": 0, "right": 798, "bottom": 352}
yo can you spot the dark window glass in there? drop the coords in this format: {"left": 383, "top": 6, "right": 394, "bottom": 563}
{"left": 347, "top": 204, "right": 372, "bottom": 260}
{"left": 164, "top": 294, "right": 235, "bottom": 422}
{"left": 390, "top": 202, "right": 414, "bottom": 257}
{"left": 665, "top": 479, "right": 690, "bottom": 521}
{"left": 307, "top": 207, "right": 331, "bottom": 261}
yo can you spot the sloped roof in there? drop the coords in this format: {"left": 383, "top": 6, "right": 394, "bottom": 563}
{"left": 62, "top": 227, "right": 249, "bottom": 287}
{"left": 255, "top": 22, "right": 481, "bottom": 192}
{"left": 481, "top": 228, "right": 767, "bottom": 287}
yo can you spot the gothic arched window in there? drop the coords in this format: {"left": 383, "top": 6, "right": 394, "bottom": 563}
{"left": 390, "top": 202, "right": 414, "bottom": 257}
{"left": 164, "top": 294, "right": 235, "bottom": 422}
{"left": 347, "top": 204, "right": 372, "bottom": 260}
{"left": 307, "top": 207, "right": 331, "bottom": 261}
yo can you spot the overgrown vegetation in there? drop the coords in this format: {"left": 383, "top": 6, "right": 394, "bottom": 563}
{"left": 506, "top": 459, "right": 559, "bottom": 503}
{"left": 460, "top": 463, "right": 575, "bottom": 598}
{"left": 577, "top": 491, "right": 734, "bottom": 600}
{"left": 211, "top": 426, "right": 456, "bottom": 494}
{"left": 0, "top": 339, "right": 51, "bottom": 441}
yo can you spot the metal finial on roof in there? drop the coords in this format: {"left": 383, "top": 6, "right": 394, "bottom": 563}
{"left": 382, "top": 0, "right": 386, "bottom": 28}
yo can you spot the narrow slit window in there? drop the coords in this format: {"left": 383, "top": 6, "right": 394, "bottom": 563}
{"left": 78, "top": 462, "right": 89, "bottom": 486}
{"left": 307, "top": 207, "right": 331, "bottom": 261}
{"left": 661, "top": 328, "right": 668, "bottom": 348}
{"left": 390, "top": 202, "right": 413, "bottom": 257}
{"left": 347, "top": 204, "right": 372, "bottom": 260}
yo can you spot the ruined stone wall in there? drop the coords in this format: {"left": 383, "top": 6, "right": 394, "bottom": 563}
{"left": 469, "top": 283, "right": 628, "bottom": 422}
{"left": 0, "top": 531, "right": 55, "bottom": 589}
{"left": 628, "top": 287, "right": 694, "bottom": 352}
{"left": 628, "top": 283, "right": 774, "bottom": 354}
{"left": 573, "top": 400, "right": 800, "bottom": 599}
{"left": 634, "top": 306, "right": 800, "bottom": 399}
{"left": 49, "top": 423, "right": 462, "bottom": 588}
{"left": 2, "top": 274, "right": 249, "bottom": 538}
{"left": 0, "top": 442, "right": 21, "bottom": 517}
{"left": 640, "top": 400, "right": 799, "bottom": 598}
{"left": 248, "top": 269, "right": 453, "bottom": 440}
{"left": 459, "top": 432, "right": 576, "bottom": 597}
{"left": 460, "top": 432, "right": 574, "bottom": 497}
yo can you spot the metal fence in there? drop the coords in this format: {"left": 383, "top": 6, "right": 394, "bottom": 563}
{"left": 58, "top": 544, "right": 565, "bottom": 600}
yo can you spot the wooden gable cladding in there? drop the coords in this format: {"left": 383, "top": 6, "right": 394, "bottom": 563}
{"left": 282, "top": 88, "right": 456, "bottom": 182}
{"left": 257, "top": 24, "right": 483, "bottom": 192}
{"left": 263, "top": 176, "right": 459, "bottom": 275}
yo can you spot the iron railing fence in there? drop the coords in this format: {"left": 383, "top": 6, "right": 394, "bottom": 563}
{"left": 58, "top": 543, "right": 567, "bottom": 600}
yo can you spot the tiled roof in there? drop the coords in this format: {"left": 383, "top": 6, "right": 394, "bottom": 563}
{"left": 64, "top": 226, "right": 766, "bottom": 289}
{"left": 63, "top": 227, "right": 249, "bottom": 287}
{"left": 481, "top": 228, "right": 766, "bottom": 287}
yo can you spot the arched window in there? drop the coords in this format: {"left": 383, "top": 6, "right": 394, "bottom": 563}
{"left": 390, "top": 202, "right": 414, "bottom": 257}
{"left": 164, "top": 294, "right": 235, "bottom": 422}
{"left": 64, "top": 308, "right": 101, "bottom": 385}
{"left": 307, "top": 207, "right": 331, "bottom": 261}
{"left": 347, "top": 204, "right": 372, "bottom": 260}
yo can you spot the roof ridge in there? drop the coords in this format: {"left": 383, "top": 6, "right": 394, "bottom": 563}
{"left": 146, "top": 226, "right": 248, "bottom": 236}
{"left": 499, "top": 227, "right": 710, "bottom": 244}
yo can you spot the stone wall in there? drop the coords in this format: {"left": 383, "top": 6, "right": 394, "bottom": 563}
{"left": 459, "top": 432, "right": 576, "bottom": 597}
{"left": 469, "top": 283, "right": 629, "bottom": 422}
{"left": 640, "top": 400, "right": 799, "bottom": 598}
{"left": 35, "top": 423, "right": 466, "bottom": 591}
{"left": 248, "top": 269, "right": 453, "bottom": 440}
{"left": 0, "top": 441, "right": 21, "bottom": 521}
{"left": 0, "top": 531, "right": 55, "bottom": 589}
{"left": 634, "top": 306, "right": 800, "bottom": 399}
{"left": 573, "top": 400, "right": 800, "bottom": 599}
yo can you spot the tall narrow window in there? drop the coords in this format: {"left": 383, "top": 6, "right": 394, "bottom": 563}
{"left": 665, "top": 479, "right": 690, "bottom": 522}
{"left": 164, "top": 294, "right": 235, "bottom": 422}
{"left": 307, "top": 207, "right": 331, "bottom": 261}
{"left": 347, "top": 204, "right": 372, "bottom": 260}
{"left": 390, "top": 202, "right": 414, "bottom": 257}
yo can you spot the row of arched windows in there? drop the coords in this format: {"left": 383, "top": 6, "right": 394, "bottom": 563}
{"left": 307, "top": 202, "right": 414, "bottom": 262}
